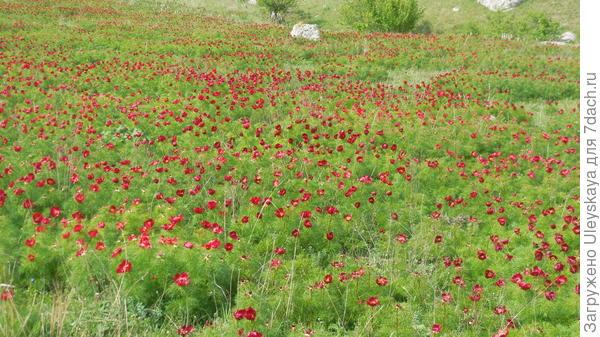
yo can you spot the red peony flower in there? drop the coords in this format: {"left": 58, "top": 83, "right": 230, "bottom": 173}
{"left": 116, "top": 260, "right": 132, "bottom": 274}
{"left": 74, "top": 193, "right": 86, "bottom": 203}
{"left": 234, "top": 306, "right": 257, "bottom": 321}
{"left": 376, "top": 277, "right": 388, "bottom": 286}
{"left": 366, "top": 297, "right": 379, "bottom": 306}
{"left": 22, "top": 199, "right": 33, "bottom": 209}
{"left": 25, "top": 238, "right": 36, "bottom": 247}
{"left": 275, "top": 208, "right": 285, "bottom": 218}
{"left": 244, "top": 306, "right": 257, "bottom": 320}
{"left": 177, "top": 325, "right": 195, "bottom": 336}
{"left": 174, "top": 272, "right": 190, "bottom": 286}
{"left": 49, "top": 206, "right": 61, "bottom": 218}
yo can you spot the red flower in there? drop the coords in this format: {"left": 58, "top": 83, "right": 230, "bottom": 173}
{"left": 177, "top": 326, "right": 195, "bottom": 336}
{"left": 431, "top": 324, "right": 441, "bottom": 334}
{"left": 518, "top": 281, "right": 531, "bottom": 290}
{"left": 244, "top": 306, "right": 257, "bottom": 320}
{"left": 22, "top": 199, "right": 33, "bottom": 209}
{"left": 1, "top": 290, "right": 14, "bottom": 301}
{"left": 49, "top": 206, "right": 61, "bottom": 218}
{"left": 366, "top": 297, "right": 379, "bottom": 306}
{"left": 234, "top": 306, "right": 256, "bottom": 321}
{"left": 494, "top": 305, "right": 507, "bottom": 315}
{"left": 174, "top": 272, "right": 190, "bottom": 286}
{"left": 233, "top": 308, "right": 246, "bottom": 320}
{"left": 477, "top": 249, "right": 488, "bottom": 260}
{"left": 555, "top": 275, "right": 568, "bottom": 286}
{"left": 116, "top": 260, "right": 132, "bottom": 273}
{"left": 441, "top": 293, "right": 453, "bottom": 303}
{"left": 246, "top": 331, "right": 263, "bottom": 337}
{"left": 326, "top": 206, "right": 338, "bottom": 214}
{"left": 275, "top": 208, "right": 285, "bottom": 218}
{"left": 74, "top": 193, "right": 86, "bottom": 203}
{"left": 376, "top": 277, "right": 388, "bottom": 286}
{"left": 111, "top": 247, "right": 123, "bottom": 258}
{"left": 395, "top": 234, "right": 407, "bottom": 243}
{"left": 205, "top": 238, "right": 221, "bottom": 249}
{"left": 25, "top": 238, "right": 36, "bottom": 247}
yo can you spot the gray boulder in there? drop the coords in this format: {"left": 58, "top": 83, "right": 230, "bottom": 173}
{"left": 290, "top": 23, "right": 320, "bottom": 40}
{"left": 560, "top": 31, "right": 576, "bottom": 42}
{"left": 477, "top": 0, "right": 526, "bottom": 11}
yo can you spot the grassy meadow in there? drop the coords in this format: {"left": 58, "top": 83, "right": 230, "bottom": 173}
{"left": 0, "top": 0, "right": 580, "bottom": 336}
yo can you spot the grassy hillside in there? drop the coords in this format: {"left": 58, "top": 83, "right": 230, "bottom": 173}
{"left": 155, "top": 0, "right": 579, "bottom": 36}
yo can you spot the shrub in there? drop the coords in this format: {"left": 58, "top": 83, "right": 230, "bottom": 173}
{"left": 342, "top": 0, "right": 423, "bottom": 33}
{"left": 258, "top": 0, "right": 297, "bottom": 20}
{"left": 526, "top": 11, "right": 562, "bottom": 40}
{"left": 486, "top": 11, "right": 561, "bottom": 41}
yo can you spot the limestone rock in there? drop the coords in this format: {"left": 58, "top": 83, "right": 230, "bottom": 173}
{"left": 290, "top": 23, "right": 320, "bottom": 40}
{"left": 477, "top": 0, "right": 526, "bottom": 11}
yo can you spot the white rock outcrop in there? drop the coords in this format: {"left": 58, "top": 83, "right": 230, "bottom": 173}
{"left": 290, "top": 24, "right": 320, "bottom": 40}
{"left": 477, "top": 0, "right": 526, "bottom": 11}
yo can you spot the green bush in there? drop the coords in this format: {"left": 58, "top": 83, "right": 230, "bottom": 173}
{"left": 342, "top": 0, "right": 423, "bottom": 33}
{"left": 526, "top": 11, "right": 562, "bottom": 40}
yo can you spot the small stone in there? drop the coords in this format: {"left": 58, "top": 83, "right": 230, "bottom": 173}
{"left": 560, "top": 31, "right": 576, "bottom": 42}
